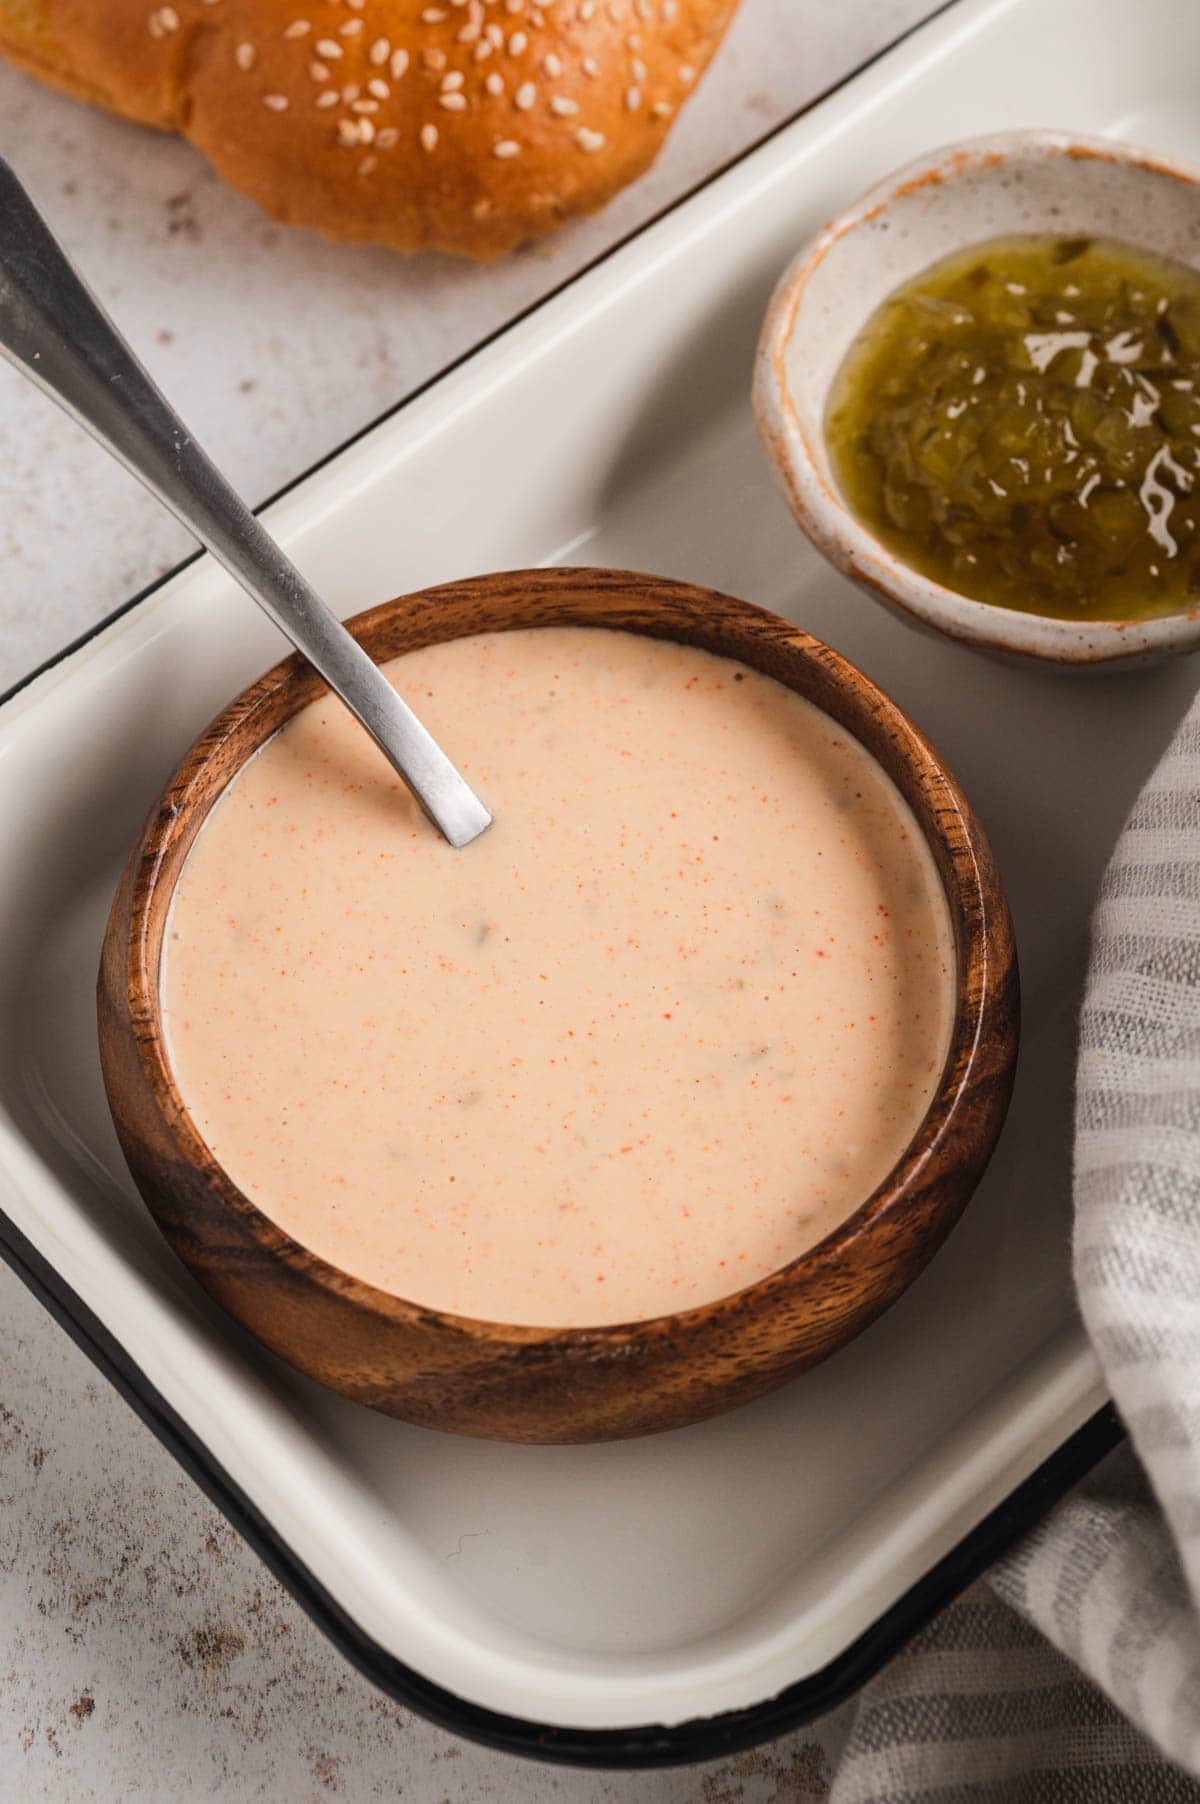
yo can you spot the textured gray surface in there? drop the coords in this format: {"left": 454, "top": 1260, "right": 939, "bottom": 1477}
{"left": 0, "top": 3, "right": 937, "bottom": 1795}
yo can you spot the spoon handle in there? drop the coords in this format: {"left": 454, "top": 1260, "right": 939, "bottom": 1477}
{"left": 0, "top": 159, "right": 490, "bottom": 849}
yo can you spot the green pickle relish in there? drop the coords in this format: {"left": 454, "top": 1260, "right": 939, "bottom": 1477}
{"left": 825, "top": 234, "right": 1200, "bottom": 621}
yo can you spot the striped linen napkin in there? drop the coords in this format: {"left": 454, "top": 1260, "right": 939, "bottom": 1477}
{"left": 828, "top": 692, "right": 1200, "bottom": 1800}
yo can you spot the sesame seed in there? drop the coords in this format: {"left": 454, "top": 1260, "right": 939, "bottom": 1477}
{"left": 635, "top": 0, "right": 651, "bottom": 16}
{"left": 608, "top": 1, "right": 625, "bottom": 17}
{"left": 337, "top": 118, "right": 360, "bottom": 144}
{"left": 309, "top": 59, "right": 329, "bottom": 79}
{"left": 581, "top": 55, "right": 599, "bottom": 76}
{"left": 390, "top": 48, "right": 410, "bottom": 77}
{"left": 662, "top": 0, "right": 677, "bottom": 16}
{"left": 542, "top": 52, "right": 562, "bottom": 76}
{"left": 376, "top": 126, "right": 400, "bottom": 147}
{"left": 579, "top": 0, "right": 595, "bottom": 14}
{"left": 160, "top": 5, "right": 179, "bottom": 27}
{"left": 367, "top": 77, "right": 390, "bottom": 97}
{"left": 576, "top": 126, "right": 605, "bottom": 150}
{"left": 651, "top": 98, "right": 671, "bottom": 116}
{"left": 421, "top": 6, "right": 447, "bottom": 18}
{"left": 508, "top": 31, "right": 527, "bottom": 53}
{"left": 315, "top": 89, "right": 339, "bottom": 106}
{"left": 263, "top": 93, "right": 289, "bottom": 110}
{"left": 357, "top": 116, "right": 376, "bottom": 139}
{"left": 339, "top": 18, "right": 363, "bottom": 35}
{"left": 341, "top": 82, "right": 361, "bottom": 101}
{"left": 487, "top": 22, "right": 504, "bottom": 43}
{"left": 346, "top": 0, "right": 365, "bottom": 10}
{"left": 529, "top": 6, "right": 545, "bottom": 23}
{"left": 514, "top": 80, "right": 536, "bottom": 108}
{"left": 631, "top": 56, "right": 646, "bottom": 80}
{"left": 351, "top": 97, "right": 379, "bottom": 113}
{"left": 420, "top": 123, "right": 439, "bottom": 150}
{"left": 679, "top": 63, "right": 694, "bottom": 82}
{"left": 627, "top": 35, "right": 641, "bottom": 52}
{"left": 369, "top": 35, "right": 390, "bottom": 63}
{"left": 473, "top": 39, "right": 493, "bottom": 60}
{"left": 439, "top": 91, "right": 467, "bottom": 109}
{"left": 441, "top": 69, "right": 464, "bottom": 88}
{"left": 283, "top": 19, "right": 310, "bottom": 38}
{"left": 505, "top": 0, "right": 523, "bottom": 10}
{"left": 359, "top": 154, "right": 378, "bottom": 174}
{"left": 485, "top": 70, "right": 504, "bottom": 93}
{"left": 422, "top": 47, "right": 447, "bottom": 68}
{"left": 493, "top": 139, "right": 520, "bottom": 158}
{"left": 457, "top": 20, "right": 481, "bottom": 40}
{"left": 550, "top": 95, "right": 578, "bottom": 115}
{"left": 235, "top": 41, "right": 256, "bottom": 70}
{"left": 624, "top": 85, "right": 640, "bottom": 109}
{"left": 314, "top": 38, "right": 342, "bottom": 57}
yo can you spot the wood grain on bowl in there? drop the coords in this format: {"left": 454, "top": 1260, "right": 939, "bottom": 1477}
{"left": 98, "top": 569, "right": 1019, "bottom": 1443}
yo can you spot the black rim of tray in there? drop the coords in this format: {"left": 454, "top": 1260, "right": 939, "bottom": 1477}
{"left": 0, "top": 0, "right": 1125, "bottom": 1768}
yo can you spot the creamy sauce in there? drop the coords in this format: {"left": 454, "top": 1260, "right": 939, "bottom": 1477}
{"left": 163, "top": 627, "right": 955, "bottom": 1327}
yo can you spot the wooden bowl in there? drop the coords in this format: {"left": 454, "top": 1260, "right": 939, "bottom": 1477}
{"left": 98, "top": 568, "right": 1019, "bottom": 1444}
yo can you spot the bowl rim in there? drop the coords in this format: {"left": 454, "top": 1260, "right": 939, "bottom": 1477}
{"left": 753, "top": 127, "right": 1200, "bottom": 665}
{"left": 111, "top": 567, "right": 1015, "bottom": 1350}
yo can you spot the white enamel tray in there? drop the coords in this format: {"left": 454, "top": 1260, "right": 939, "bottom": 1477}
{"left": 1, "top": 0, "right": 1191, "bottom": 1765}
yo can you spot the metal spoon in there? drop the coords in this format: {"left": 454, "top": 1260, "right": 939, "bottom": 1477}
{"left": 0, "top": 158, "right": 491, "bottom": 850}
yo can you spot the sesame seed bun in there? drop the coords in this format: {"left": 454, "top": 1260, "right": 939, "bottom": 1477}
{"left": 0, "top": 0, "right": 739, "bottom": 258}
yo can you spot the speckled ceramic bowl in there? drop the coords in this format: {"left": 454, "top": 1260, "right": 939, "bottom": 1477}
{"left": 754, "top": 130, "right": 1200, "bottom": 669}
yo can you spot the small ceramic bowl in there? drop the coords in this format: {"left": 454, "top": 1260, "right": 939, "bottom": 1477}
{"left": 754, "top": 130, "right": 1200, "bottom": 669}
{"left": 98, "top": 568, "right": 1018, "bottom": 1443}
